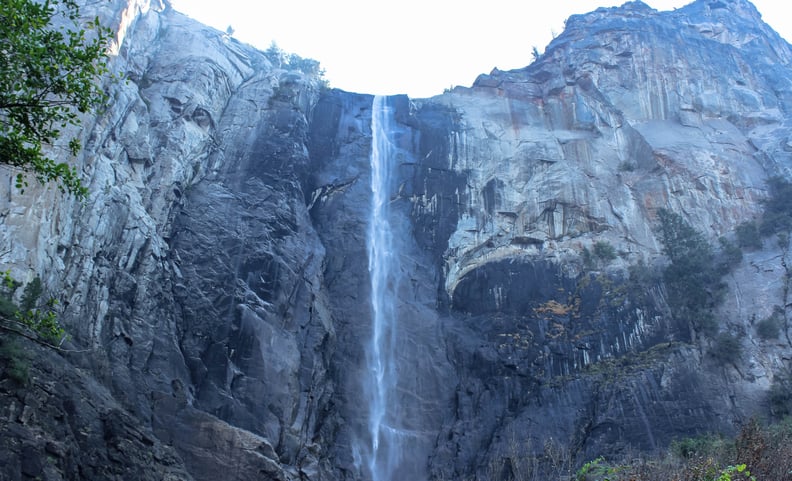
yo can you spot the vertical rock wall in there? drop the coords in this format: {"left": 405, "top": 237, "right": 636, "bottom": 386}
{"left": 1, "top": 2, "right": 337, "bottom": 480}
{"left": 3, "top": 1, "right": 792, "bottom": 480}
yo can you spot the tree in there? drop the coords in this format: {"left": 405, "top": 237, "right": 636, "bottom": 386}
{"left": 0, "top": 0, "right": 113, "bottom": 198}
{"left": 735, "top": 220, "right": 762, "bottom": 249}
{"left": 760, "top": 176, "right": 792, "bottom": 236}
{"left": 657, "top": 208, "right": 721, "bottom": 333}
{"left": 1, "top": 271, "right": 65, "bottom": 345}
{"left": 264, "top": 41, "right": 286, "bottom": 67}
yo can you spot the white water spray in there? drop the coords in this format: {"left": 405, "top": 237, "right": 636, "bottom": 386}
{"left": 363, "top": 95, "right": 402, "bottom": 481}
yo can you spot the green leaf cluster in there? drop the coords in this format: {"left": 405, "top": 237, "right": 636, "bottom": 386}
{"left": 576, "top": 456, "right": 618, "bottom": 481}
{"left": 709, "top": 332, "right": 742, "bottom": 364}
{"left": 768, "top": 370, "right": 792, "bottom": 418}
{"left": 0, "top": 337, "right": 29, "bottom": 384}
{"left": 756, "top": 306, "right": 783, "bottom": 340}
{"left": 671, "top": 434, "right": 728, "bottom": 460}
{"left": 574, "top": 419, "right": 791, "bottom": 481}
{"left": 1, "top": 271, "right": 65, "bottom": 343}
{"left": 735, "top": 221, "right": 762, "bottom": 250}
{"left": 593, "top": 241, "right": 617, "bottom": 261}
{"left": 582, "top": 240, "right": 618, "bottom": 269}
{"left": 0, "top": 0, "right": 113, "bottom": 197}
{"left": 760, "top": 176, "right": 792, "bottom": 236}
{"left": 715, "top": 464, "right": 755, "bottom": 481}
{"left": 657, "top": 209, "right": 722, "bottom": 333}
{"left": 264, "top": 41, "right": 328, "bottom": 86}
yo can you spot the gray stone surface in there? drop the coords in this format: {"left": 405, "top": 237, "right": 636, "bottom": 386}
{"left": 2, "top": 0, "right": 792, "bottom": 480}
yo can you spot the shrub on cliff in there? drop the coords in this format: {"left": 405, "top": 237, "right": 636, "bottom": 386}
{"left": 657, "top": 209, "right": 721, "bottom": 334}
{"left": 0, "top": 0, "right": 113, "bottom": 197}
{"left": 760, "top": 176, "right": 792, "bottom": 236}
{"left": 0, "top": 336, "right": 29, "bottom": 385}
{"left": 0, "top": 271, "right": 65, "bottom": 345}
{"left": 709, "top": 332, "right": 742, "bottom": 365}
{"left": 735, "top": 221, "right": 762, "bottom": 249}
{"left": 582, "top": 240, "right": 618, "bottom": 270}
{"left": 593, "top": 240, "right": 617, "bottom": 261}
{"left": 756, "top": 307, "right": 783, "bottom": 340}
{"left": 768, "top": 370, "right": 792, "bottom": 418}
{"left": 264, "top": 41, "right": 327, "bottom": 83}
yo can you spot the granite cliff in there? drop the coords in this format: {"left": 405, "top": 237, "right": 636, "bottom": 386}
{"left": 1, "top": 0, "right": 792, "bottom": 480}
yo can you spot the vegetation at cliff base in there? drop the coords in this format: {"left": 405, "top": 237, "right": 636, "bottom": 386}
{"left": 572, "top": 419, "right": 792, "bottom": 481}
{"left": 479, "top": 418, "right": 792, "bottom": 481}
{"left": 0, "top": 0, "right": 113, "bottom": 197}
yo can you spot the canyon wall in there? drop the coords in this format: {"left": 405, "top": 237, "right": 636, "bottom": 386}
{"left": 2, "top": 0, "right": 792, "bottom": 480}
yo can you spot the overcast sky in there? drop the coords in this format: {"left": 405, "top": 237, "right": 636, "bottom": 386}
{"left": 168, "top": 0, "right": 789, "bottom": 98}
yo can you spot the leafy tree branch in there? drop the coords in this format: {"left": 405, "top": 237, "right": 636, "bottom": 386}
{"left": 0, "top": 0, "right": 114, "bottom": 197}
{"left": 1, "top": 271, "right": 69, "bottom": 349}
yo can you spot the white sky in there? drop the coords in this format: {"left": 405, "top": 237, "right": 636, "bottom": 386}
{"left": 168, "top": 0, "right": 789, "bottom": 98}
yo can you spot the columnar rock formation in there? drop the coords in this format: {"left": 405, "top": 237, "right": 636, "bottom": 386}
{"left": 1, "top": 0, "right": 791, "bottom": 480}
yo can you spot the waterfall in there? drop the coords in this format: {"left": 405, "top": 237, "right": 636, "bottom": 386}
{"left": 363, "top": 94, "right": 402, "bottom": 481}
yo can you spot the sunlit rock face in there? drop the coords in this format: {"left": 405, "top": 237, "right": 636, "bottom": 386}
{"left": 2, "top": 0, "right": 792, "bottom": 480}
{"left": 1, "top": 2, "right": 334, "bottom": 480}
{"left": 401, "top": 1, "right": 792, "bottom": 477}
{"left": 435, "top": 0, "right": 786, "bottom": 303}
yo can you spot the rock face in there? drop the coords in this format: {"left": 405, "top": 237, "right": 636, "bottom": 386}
{"left": 2, "top": 2, "right": 334, "bottom": 479}
{"left": 2, "top": 0, "right": 792, "bottom": 480}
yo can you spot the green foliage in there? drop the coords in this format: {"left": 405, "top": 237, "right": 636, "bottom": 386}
{"left": 740, "top": 417, "right": 792, "bottom": 480}
{"left": 714, "top": 464, "right": 755, "bottom": 481}
{"left": 20, "top": 276, "right": 42, "bottom": 312}
{"left": 576, "top": 457, "right": 617, "bottom": 481}
{"left": 16, "top": 300, "right": 64, "bottom": 342}
{"left": 671, "top": 434, "right": 729, "bottom": 460}
{"left": 580, "top": 419, "right": 792, "bottom": 481}
{"left": 264, "top": 41, "right": 286, "bottom": 66}
{"left": 593, "top": 241, "right": 617, "bottom": 261}
{"left": 768, "top": 371, "right": 792, "bottom": 418}
{"left": 735, "top": 221, "right": 762, "bottom": 250}
{"left": 756, "top": 307, "right": 783, "bottom": 340}
{"left": 681, "top": 460, "right": 756, "bottom": 481}
{"left": 0, "top": 0, "right": 113, "bottom": 197}
{"left": 709, "top": 332, "right": 742, "bottom": 365}
{"left": 658, "top": 209, "right": 714, "bottom": 269}
{"left": 778, "top": 231, "right": 789, "bottom": 249}
{"left": 582, "top": 246, "right": 593, "bottom": 268}
{"left": 624, "top": 260, "right": 658, "bottom": 305}
{"left": 657, "top": 209, "right": 721, "bottom": 334}
{"left": 0, "top": 336, "right": 29, "bottom": 385}
{"left": 756, "top": 317, "right": 781, "bottom": 340}
{"left": 0, "top": 270, "right": 21, "bottom": 318}
{"left": 264, "top": 41, "right": 328, "bottom": 86}
{"left": 759, "top": 176, "right": 792, "bottom": 236}
{"left": 0, "top": 271, "right": 65, "bottom": 344}
{"left": 618, "top": 160, "right": 635, "bottom": 172}
{"left": 582, "top": 240, "right": 618, "bottom": 270}
{"left": 0, "top": 295, "right": 17, "bottom": 319}
{"left": 717, "top": 236, "right": 742, "bottom": 274}
{"left": 287, "top": 54, "right": 323, "bottom": 77}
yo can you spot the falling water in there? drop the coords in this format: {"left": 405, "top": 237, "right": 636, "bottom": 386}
{"left": 363, "top": 94, "right": 402, "bottom": 481}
